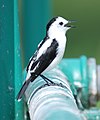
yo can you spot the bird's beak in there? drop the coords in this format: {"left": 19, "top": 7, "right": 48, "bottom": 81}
{"left": 68, "top": 20, "right": 76, "bottom": 23}
{"left": 64, "top": 20, "right": 76, "bottom": 28}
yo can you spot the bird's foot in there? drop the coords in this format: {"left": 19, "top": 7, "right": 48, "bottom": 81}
{"left": 40, "top": 74, "right": 55, "bottom": 84}
{"left": 47, "top": 82, "right": 66, "bottom": 88}
{"left": 40, "top": 74, "right": 67, "bottom": 88}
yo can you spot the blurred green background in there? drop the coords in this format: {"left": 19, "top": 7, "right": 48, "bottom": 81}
{"left": 0, "top": 1, "right": 100, "bottom": 119}
{"left": 52, "top": 0, "right": 100, "bottom": 64}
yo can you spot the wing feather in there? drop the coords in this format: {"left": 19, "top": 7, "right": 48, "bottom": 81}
{"left": 26, "top": 36, "right": 49, "bottom": 72}
{"left": 27, "top": 39, "right": 59, "bottom": 82}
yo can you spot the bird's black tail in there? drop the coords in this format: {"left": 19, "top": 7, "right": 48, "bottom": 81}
{"left": 16, "top": 79, "right": 30, "bottom": 101}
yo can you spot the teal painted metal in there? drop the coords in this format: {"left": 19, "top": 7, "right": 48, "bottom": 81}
{"left": 0, "top": 0, "right": 24, "bottom": 119}
{"left": 80, "top": 56, "right": 89, "bottom": 108}
{"left": 58, "top": 56, "right": 100, "bottom": 108}
{"left": 83, "top": 108, "right": 100, "bottom": 120}
{"left": 24, "top": 69, "right": 84, "bottom": 120}
{"left": 0, "top": 1, "right": 15, "bottom": 119}
{"left": 59, "top": 56, "right": 89, "bottom": 108}
{"left": 14, "top": 0, "right": 24, "bottom": 120}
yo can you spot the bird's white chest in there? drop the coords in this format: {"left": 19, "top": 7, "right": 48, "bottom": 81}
{"left": 43, "top": 35, "right": 66, "bottom": 73}
{"left": 57, "top": 35, "right": 66, "bottom": 53}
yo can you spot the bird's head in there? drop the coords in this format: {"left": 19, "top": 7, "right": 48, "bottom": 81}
{"left": 46, "top": 16, "right": 75, "bottom": 36}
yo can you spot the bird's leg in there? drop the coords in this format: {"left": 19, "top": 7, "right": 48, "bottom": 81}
{"left": 40, "top": 74, "right": 55, "bottom": 85}
{"left": 40, "top": 75, "right": 68, "bottom": 89}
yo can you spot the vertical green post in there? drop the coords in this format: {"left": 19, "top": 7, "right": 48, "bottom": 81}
{"left": 0, "top": 0, "right": 24, "bottom": 119}
{"left": 0, "top": 0, "right": 15, "bottom": 119}
{"left": 14, "top": 0, "right": 24, "bottom": 120}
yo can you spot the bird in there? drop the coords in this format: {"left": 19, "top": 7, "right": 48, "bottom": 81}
{"left": 17, "top": 16, "right": 74, "bottom": 101}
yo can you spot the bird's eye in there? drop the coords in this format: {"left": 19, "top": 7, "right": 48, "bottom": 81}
{"left": 59, "top": 22, "right": 63, "bottom": 25}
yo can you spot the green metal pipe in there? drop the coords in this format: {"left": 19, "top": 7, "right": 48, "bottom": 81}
{"left": 24, "top": 69, "right": 84, "bottom": 120}
{"left": 59, "top": 56, "right": 100, "bottom": 108}
{"left": 83, "top": 108, "right": 100, "bottom": 120}
{"left": 59, "top": 56, "right": 89, "bottom": 108}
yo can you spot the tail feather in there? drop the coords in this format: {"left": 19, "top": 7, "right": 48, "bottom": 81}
{"left": 16, "top": 79, "right": 30, "bottom": 101}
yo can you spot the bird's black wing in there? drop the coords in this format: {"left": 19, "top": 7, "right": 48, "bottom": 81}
{"left": 29, "top": 38, "right": 59, "bottom": 82}
{"left": 17, "top": 38, "right": 59, "bottom": 101}
{"left": 26, "top": 36, "right": 49, "bottom": 72}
